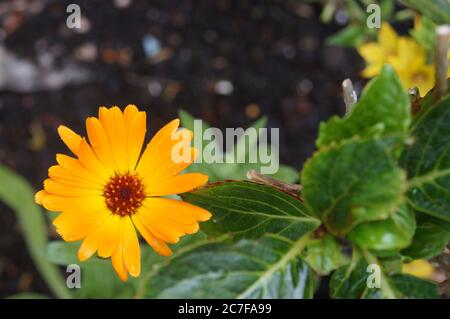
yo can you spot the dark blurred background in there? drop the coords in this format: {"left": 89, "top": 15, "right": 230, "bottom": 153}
{"left": 0, "top": 0, "right": 363, "bottom": 297}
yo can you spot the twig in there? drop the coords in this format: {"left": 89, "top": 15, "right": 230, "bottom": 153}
{"left": 246, "top": 169, "right": 301, "bottom": 194}
{"left": 435, "top": 25, "right": 450, "bottom": 101}
{"left": 408, "top": 87, "right": 421, "bottom": 115}
{"left": 342, "top": 79, "right": 357, "bottom": 113}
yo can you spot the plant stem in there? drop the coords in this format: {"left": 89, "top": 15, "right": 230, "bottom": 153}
{"left": 246, "top": 169, "right": 301, "bottom": 194}
{"left": 342, "top": 79, "right": 357, "bottom": 113}
{"left": 435, "top": 25, "right": 450, "bottom": 101}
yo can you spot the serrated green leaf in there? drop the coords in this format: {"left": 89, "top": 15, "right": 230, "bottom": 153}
{"left": 390, "top": 274, "right": 438, "bottom": 298}
{"left": 400, "top": 0, "right": 450, "bottom": 25}
{"left": 401, "top": 96, "right": 450, "bottom": 221}
{"left": 330, "top": 257, "right": 369, "bottom": 298}
{"left": 301, "top": 138, "right": 406, "bottom": 235}
{"left": 0, "top": 164, "right": 70, "bottom": 299}
{"left": 182, "top": 181, "right": 319, "bottom": 241}
{"left": 330, "top": 252, "right": 434, "bottom": 299}
{"left": 317, "top": 66, "right": 410, "bottom": 148}
{"left": 141, "top": 234, "right": 316, "bottom": 299}
{"left": 304, "top": 234, "right": 345, "bottom": 275}
{"left": 348, "top": 205, "right": 416, "bottom": 255}
{"left": 402, "top": 213, "right": 450, "bottom": 260}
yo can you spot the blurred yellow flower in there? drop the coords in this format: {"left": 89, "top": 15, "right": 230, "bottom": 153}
{"left": 358, "top": 22, "right": 449, "bottom": 96}
{"left": 358, "top": 22, "right": 399, "bottom": 78}
{"left": 35, "top": 105, "right": 211, "bottom": 281}
{"left": 389, "top": 38, "right": 436, "bottom": 95}
{"left": 402, "top": 259, "right": 435, "bottom": 279}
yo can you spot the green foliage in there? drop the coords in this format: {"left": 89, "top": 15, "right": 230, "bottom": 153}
{"left": 304, "top": 234, "right": 346, "bottom": 275}
{"left": 348, "top": 205, "right": 416, "bottom": 255}
{"left": 326, "top": 25, "right": 369, "bottom": 48}
{"left": 4, "top": 48, "right": 449, "bottom": 299}
{"left": 402, "top": 213, "right": 450, "bottom": 260}
{"left": 46, "top": 241, "right": 137, "bottom": 298}
{"left": 182, "top": 181, "right": 319, "bottom": 241}
{"left": 317, "top": 66, "right": 411, "bottom": 148}
{"left": 322, "top": 0, "right": 412, "bottom": 48}
{"left": 302, "top": 138, "right": 407, "bottom": 235}
{"left": 401, "top": 0, "right": 450, "bottom": 25}
{"left": 330, "top": 254, "right": 438, "bottom": 298}
{"left": 0, "top": 164, "right": 70, "bottom": 299}
{"left": 401, "top": 95, "right": 450, "bottom": 222}
{"left": 410, "top": 16, "right": 437, "bottom": 61}
{"left": 140, "top": 234, "right": 316, "bottom": 299}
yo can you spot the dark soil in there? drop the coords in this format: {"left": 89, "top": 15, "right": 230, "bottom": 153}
{"left": 0, "top": 0, "right": 364, "bottom": 298}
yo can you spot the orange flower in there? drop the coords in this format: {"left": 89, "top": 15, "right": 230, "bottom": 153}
{"left": 35, "top": 105, "right": 211, "bottom": 281}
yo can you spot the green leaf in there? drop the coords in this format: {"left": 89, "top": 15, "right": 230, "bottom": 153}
{"left": 348, "top": 205, "right": 416, "bottom": 255}
{"left": 402, "top": 213, "right": 450, "bottom": 260}
{"left": 400, "top": 0, "right": 450, "bottom": 25}
{"left": 0, "top": 164, "right": 70, "bottom": 299}
{"left": 330, "top": 257, "right": 369, "bottom": 298}
{"left": 304, "top": 234, "right": 345, "bottom": 275}
{"left": 301, "top": 138, "right": 406, "bottom": 235}
{"left": 410, "top": 16, "right": 436, "bottom": 60}
{"left": 182, "top": 181, "right": 319, "bottom": 241}
{"left": 141, "top": 234, "right": 316, "bottom": 299}
{"left": 326, "top": 25, "right": 368, "bottom": 48}
{"left": 330, "top": 251, "right": 437, "bottom": 299}
{"left": 390, "top": 274, "right": 438, "bottom": 299}
{"left": 46, "top": 241, "right": 136, "bottom": 298}
{"left": 317, "top": 66, "right": 410, "bottom": 148}
{"left": 401, "top": 96, "right": 450, "bottom": 221}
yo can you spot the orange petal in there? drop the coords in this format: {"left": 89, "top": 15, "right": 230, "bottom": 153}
{"left": 122, "top": 217, "right": 141, "bottom": 277}
{"left": 136, "top": 119, "right": 180, "bottom": 178}
{"left": 136, "top": 200, "right": 198, "bottom": 239}
{"left": 133, "top": 211, "right": 179, "bottom": 244}
{"left": 133, "top": 215, "right": 173, "bottom": 256}
{"left": 98, "top": 106, "right": 128, "bottom": 173}
{"left": 97, "top": 214, "right": 122, "bottom": 258}
{"left": 86, "top": 117, "right": 117, "bottom": 175}
{"left": 111, "top": 227, "right": 128, "bottom": 282}
{"left": 127, "top": 111, "right": 146, "bottom": 172}
{"left": 57, "top": 125, "right": 82, "bottom": 157}
{"left": 77, "top": 138, "right": 109, "bottom": 181}
{"left": 144, "top": 173, "right": 208, "bottom": 196}
{"left": 35, "top": 190, "right": 47, "bottom": 205}
{"left": 53, "top": 208, "right": 110, "bottom": 242}
{"left": 77, "top": 216, "right": 112, "bottom": 262}
{"left": 48, "top": 165, "right": 102, "bottom": 189}
{"left": 145, "top": 197, "right": 211, "bottom": 224}
{"left": 123, "top": 104, "right": 139, "bottom": 128}
{"left": 56, "top": 154, "right": 105, "bottom": 185}
{"left": 44, "top": 179, "right": 103, "bottom": 197}
{"left": 41, "top": 194, "right": 104, "bottom": 212}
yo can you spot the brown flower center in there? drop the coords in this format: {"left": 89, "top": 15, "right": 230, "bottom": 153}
{"left": 104, "top": 173, "right": 145, "bottom": 216}
{"left": 412, "top": 71, "right": 428, "bottom": 84}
